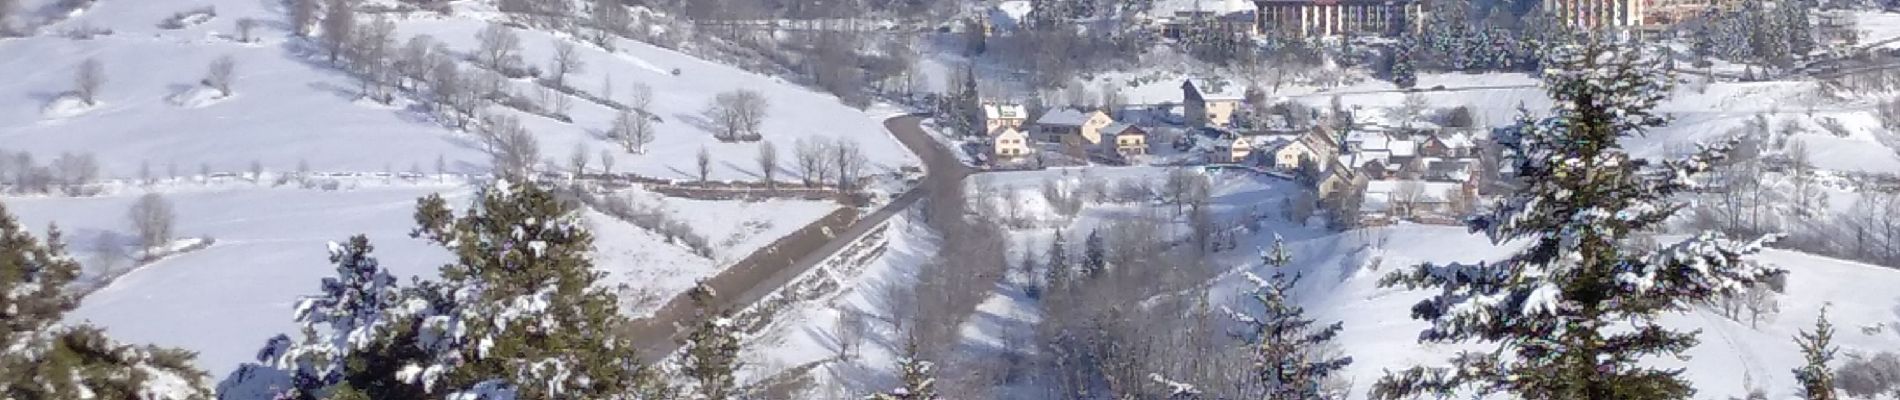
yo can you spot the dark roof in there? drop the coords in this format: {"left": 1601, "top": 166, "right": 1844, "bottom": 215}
{"left": 1182, "top": 79, "right": 1205, "bottom": 103}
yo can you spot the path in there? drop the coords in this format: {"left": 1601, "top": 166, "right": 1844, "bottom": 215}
{"left": 627, "top": 114, "right": 967, "bottom": 361}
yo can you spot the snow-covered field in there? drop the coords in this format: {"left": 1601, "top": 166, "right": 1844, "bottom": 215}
{"left": 591, "top": 187, "right": 840, "bottom": 316}
{"left": 3, "top": 186, "right": 463, "bottom": 373}
{"left": 0, "top": 0, "right": 916, "bottom": 181}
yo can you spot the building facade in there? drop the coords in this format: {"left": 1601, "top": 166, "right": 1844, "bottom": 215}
{"left": 1546, "top": 0, "right": 1646, "bottom": 29}
{"left": 1253, "top": 0, "right": 1426, "bottom": 38}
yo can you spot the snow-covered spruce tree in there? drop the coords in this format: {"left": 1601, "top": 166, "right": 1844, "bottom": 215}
{"left": 871, "top": 343, "right": 939, "bottom": 400}
{"left": 0, "top": 203, "right": 210, "bottom": 399}
{"left": 1391, "top": 35, "right": 1418, "bottom": 90}
{"left": 1793, "top": 308, "right": 1838, "bottom": 400}
{"left": 222, "top": 235, "right": 412, "bottom": 400}
{"left": 680, "top": 284, "right": 741, "bottom": 400}
{"left": 1223, "top": 235, "right": 1351, "bottom": 400}
{"left": 405, "top": 180, "right": 669, "bottom": 399}
{"left": 1372, "top": 37, "right": 1785, "bottom": 400}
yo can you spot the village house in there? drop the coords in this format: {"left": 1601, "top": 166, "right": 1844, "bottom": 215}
{"left": 991, "top": 125, "right": 1033, "bottom": 160}
{"left": 1206, "top": 130, "right": 1253, "bottom": 163}
{"left": 1264, "top": 131, "right": 1338, "bottom": 171}
{"left": 1099, "top": 123, "right": 1151, "bottom": 159}
{"left": 1317, "top": 158, "right": 1362, "bottom": 199}
{"left": 1035, "top": 108, "right": 1115, "bottom": 146}
{"left": 982, "top": 102, "right": 1029, "bottom": 133}
{"left": 1182, "top": 79, "right": 1245, "bottom": 128}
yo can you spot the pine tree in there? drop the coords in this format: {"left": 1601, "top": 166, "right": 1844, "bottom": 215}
{"left": 1082, "top": 229, "right": 1106, "bottom": 278}
{"left": 873, "top": 343, "right": 939, "bottom": 400}
{"left": 682, "top": 284, "right": 741, "bottom": 400}
{"left": 1793, "top": 308, "right": 1839, "bottom": 400}
{"left": 403, "top": 180, "right": 668, "bottom": 398}
{"left": 1392, "top": 35, "right": 1419, "bottom": 89}
{"left": 0, "top": 203, "right": 210, "bottom": 399}
{"left": 1373, "top": 37, "right": 1785, "bottom": 400}
{"left": 226, "top": 235, "right": 410, "bottom": 400}
{"left": 1224, "top": 235, "right": 1351, "bottom": 400}
{"left": 1046, "top": 229, "right": 1070, "bottom": 292}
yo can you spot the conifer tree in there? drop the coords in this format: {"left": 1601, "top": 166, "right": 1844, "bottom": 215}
{"left": 0, "top": 203, "right": 210, "bottom": 399}
{"left": 872, "top": 343, "right": 939, "bottom": 400}
{"left": 404, "top": 180, "right": 668, "bottom": 398}
{"left": 1224, "top": 235, "right": 1351, "bottom": 400}
{"left": 1392, "top": 36, "right": 1418, "bottom": 90}
{"left": 1373, "top": 37, "right": 1784, "bottom": 400}
{"left": 1045, "top": 229, "right": 1070, "bottom": 292}
{"left": 227, "top": 235, "right": 410, "bottom": 400}
{"left": 681, "top": 283, "right": 741, "bottom": 400}
{"left": 1793, "top": 308, "right": 1839, "bottom": 400}
{"left": 1082, "top": 229, "right": 1106, "bottom": 278}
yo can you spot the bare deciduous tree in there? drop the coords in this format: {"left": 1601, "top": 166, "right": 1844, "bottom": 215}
{"left": 1741, "top": 284, "right": 1779, "bottom": 329}
{"left": 757, "top": 140, "right": 778, "bottom": 189}
{"left": 128, "top": 193, "right": 176, "bottom": 255}
{"left": 569, "top": 143, "right": 590, "bottom": 178}
{"left": 695, "top": 146, "right": 711, "bottom": 183}
{"left": 75, "top": 58, "right": 105, "bottom": 105}
{"left": 629, "top": 81, "right": 652, "bottom": 111}
{"left": 588, "top": 0, "right": 629, "bottom": 47}
{"left": 482, "top": 114, "right": 540, "bottom": 177}
{"left": 1393, "top": 181, "right": 1427, "bottom": 219}
{"left": 289, "top": 0, "right": 319, "bottom": 37}
{"left": 205, "top": 55, "right": 237, "bottom": 96}
{"left": 831, "top": 139, "right": 865, "bottom": 192}
{"left": 475, "top": 22, "right": 521, "bottom": 71}
{"left": 598, "top": 149, "right": 614, "bottom": 175}
{"left": 50, "top": 152, "right": 98, "bottom": 196}
{"left": 611, "top": 109, "right": 653, "bottom": 153}
{"left": 398, "top": 35, "right": 436, "bottom": 90}
{"left": 319, "top": 0, "right": 354, "bottom": 64}
{"left": 235, "top": 18, "right": 258, "bottom": 42}
{"left": 0, "top": 0, "right": 16, "bottom": 36}
{"left": 793, "top": 136, "right": 832, "bottom": 187}
{"left": 548, "top": 40, "right": 584, "bottom": 88}
{"left": 705, "top": 89, "right": 768, "bottom": 141}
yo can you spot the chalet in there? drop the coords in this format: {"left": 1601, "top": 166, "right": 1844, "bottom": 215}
{"left": 991, "top": 126, "right": 1033, "bottom": 159}
{"left": 1100, "top": 123, "right": 1151, "bottom": 158}
{"left": 1208, "top": 131, "right": 1253, "bottom": 163}
{"left": 983, "top": 102, "right": 1030, "bottom": 133}
{"left": 1035, "top": 108, "right": 1114, "bottom": 145}
{"left": 1317, "top": 158, "right": 1362, "bottom": 199}
{"left": 1265, "top": 132, "right": 1337, "bottom": 171}
{"left": 1182, "top": 79, "right": 1245, "bottom": 128}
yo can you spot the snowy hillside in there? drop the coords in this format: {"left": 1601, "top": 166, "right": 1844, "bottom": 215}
{"left": 2, "top": 185, "right": 464, "bottom": 373}
{"left": 0, "top": 0, "right": 917, "bottom": 379}
{"left": 0, "top": 0, "right": 917, "bottom": 181}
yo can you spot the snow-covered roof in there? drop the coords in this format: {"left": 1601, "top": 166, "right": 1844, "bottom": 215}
{"left": 1433, "top": 130, "right": 1479, "bottom": 149}
{"left": 1389, "top": 140, "right": 1417, "bottom": 158}
{"left": 1342, "top": 150, "right": 1391, "bottom": 168}
{"left": 1151, "top": 0, "right": 1256, "bottom": 16}
{"left": 1183, "top": 78, "right": 1247, "bottom": 102}
{"left": 1037, "top": 108, "right": 1095, "bottom": 126}
{"left": 1101, "top": 123, "right": 1143, "bottom": 137}
{"left": 1362, "top": 180, "right": 1464, "bottom": 212}
{"left": 1365, "top": 180, "right": 1462, "bottom": 200}
{"left": 988, "top": 1, "right": 1033, "bottom": 31}
{"left": 992, "top": 125, "right": 1026, "bottom": 139}
{"left": 984, "top": 103, "right": 1028, "bottom": 120}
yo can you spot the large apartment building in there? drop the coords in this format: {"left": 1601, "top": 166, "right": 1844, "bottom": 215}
{"left": 1252, "top": 0, "right": 1426, "bottom": 38}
